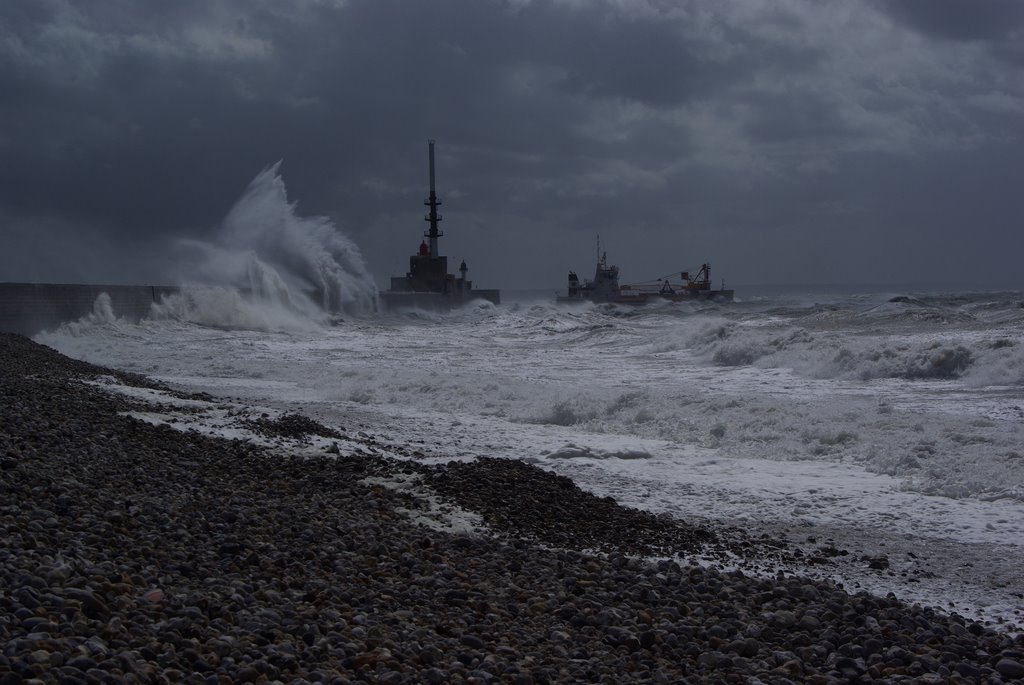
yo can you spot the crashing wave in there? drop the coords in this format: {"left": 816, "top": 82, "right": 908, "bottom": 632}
{"left": 163, "top": 162, "right": 377, "bottom": 328}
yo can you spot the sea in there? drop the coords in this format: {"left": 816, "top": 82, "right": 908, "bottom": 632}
{"left": 35, "top": 166, "right": 1024, "bottom": 631}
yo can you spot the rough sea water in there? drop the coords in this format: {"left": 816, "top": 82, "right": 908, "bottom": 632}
{"left": 37, "top": 169, "right": 1024, "bottom": 632}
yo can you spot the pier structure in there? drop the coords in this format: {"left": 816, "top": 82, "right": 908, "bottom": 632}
{"left": 381, "top": 140, "right": 499, "bottom": 310}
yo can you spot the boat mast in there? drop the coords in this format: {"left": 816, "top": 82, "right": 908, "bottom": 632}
{"left": 424, "top": 140, "right": 443, "bottom": 257}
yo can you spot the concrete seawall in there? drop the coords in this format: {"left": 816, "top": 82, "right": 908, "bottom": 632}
{"left": 0, "top": 283, "right": 179, "bottom": 337}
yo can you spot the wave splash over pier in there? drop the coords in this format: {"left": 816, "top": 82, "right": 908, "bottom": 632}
{"left": 161, "top": 162, "right": 377, "bottom": 329}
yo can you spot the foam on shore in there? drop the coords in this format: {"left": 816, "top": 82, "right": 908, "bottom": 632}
{"left": 2, "top": 333, "right": 1022, "bottom": 684}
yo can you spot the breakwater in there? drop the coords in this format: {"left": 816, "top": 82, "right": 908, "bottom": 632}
{"left": 0, "top": 283, "right": 178, "bottom": 337}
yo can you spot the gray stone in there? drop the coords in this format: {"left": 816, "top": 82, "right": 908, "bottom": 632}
{"left": 996, "top": 658, "right": 1024, "bottom": 679}
{"left": 460, "top": 634, "right": 485, "bottom": 650}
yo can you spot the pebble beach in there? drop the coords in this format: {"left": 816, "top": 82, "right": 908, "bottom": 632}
{"left": 2, "top": 332, "right": 1023, "bottom": 684}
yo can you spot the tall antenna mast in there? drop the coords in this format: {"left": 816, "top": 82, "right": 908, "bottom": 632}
{"left": 424, "top": 139, "right": 443, "bottom": 257}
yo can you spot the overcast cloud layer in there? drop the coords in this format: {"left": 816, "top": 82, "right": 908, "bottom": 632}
{"left": 2, "top": 0, "right": 1022, "bottom": 291}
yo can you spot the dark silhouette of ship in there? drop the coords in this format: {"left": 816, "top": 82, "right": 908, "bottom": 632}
{"left": 380, "top": 141, "right": 500, "bottom": 311}
{"left": 557, "top": 239, "right": 734, "bottom": 304}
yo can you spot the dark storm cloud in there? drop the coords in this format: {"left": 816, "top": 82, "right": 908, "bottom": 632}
{"left": 877, "top": 0, "right": 1024, "bottom": 42}
{"left": 1, "top": 0, "right": 1022, "bottom": 289}
{"left": 1, "top": 1, "right": 281, "bottom": 234}
{"left": 742, "top": 91, "right": 853, "bottom": 145}
{"left": 876, "top": 0, "right": 1024, "bottom": 67}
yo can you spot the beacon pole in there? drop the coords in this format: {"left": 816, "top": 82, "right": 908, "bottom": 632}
{"left": 424, "top": 140, "right": 443, "bottom": 257}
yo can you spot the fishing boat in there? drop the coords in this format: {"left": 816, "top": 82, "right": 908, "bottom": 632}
{"left": 557, "top": 243, "right": 734, "bottom": 304}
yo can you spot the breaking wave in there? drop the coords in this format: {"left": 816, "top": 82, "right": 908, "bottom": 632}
{"left": 544, "top": 443, "right": 652, "bottom": 460}
{"left": 46, "top": 293, "right": 127, "bottom": 337}
{"left": 161, "top": 162, "right": 377, "bottom": 328}
{"left": 151, "top": 285, "right": 321, "bottom": 332}
{"left": 679, "top": 315, "right": 1022, "bottom": 386}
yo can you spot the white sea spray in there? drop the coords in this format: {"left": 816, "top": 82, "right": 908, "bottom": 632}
{"left": 157, "top": 162, "right": 378, "bottom": 329}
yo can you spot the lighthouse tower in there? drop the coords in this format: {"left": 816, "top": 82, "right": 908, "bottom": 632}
{"left": 381, "top": 140, "right": 500, "bottom": 309}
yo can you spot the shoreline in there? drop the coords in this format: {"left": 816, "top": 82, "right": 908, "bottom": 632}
{"left": 2, "top": 332, "right": 1023, "bottom": 683}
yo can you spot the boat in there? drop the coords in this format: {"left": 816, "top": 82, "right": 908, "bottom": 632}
{"left": 379, "top": 141, "right": 500, "bottom": 311}
{"left": 557, "top": 242, "right": 734, "bottom": 304}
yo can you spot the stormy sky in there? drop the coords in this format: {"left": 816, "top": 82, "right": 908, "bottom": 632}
{"left": 2, "top": 0, "right": 1022, "bottom": 291}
